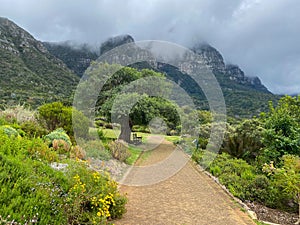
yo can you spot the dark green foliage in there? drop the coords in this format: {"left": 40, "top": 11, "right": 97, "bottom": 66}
{"left": 221, "top": 119, "right": 265, "bottom": 161}
{"left": 43, "top": 41, "right": 98, "bottom": 77}
{"left": 38, "top": 102, "right": 89, "bottom": 140}
{"left": 38, "top": 102, "right": 68, "bottom": 131}
{"left": 200, "top": 152, "right": 294, "bottom": 211}
{"left": 130, "top": 97, "right": 180, "bottom": 131}
{"left": 260, "top": 96, "right": 300, "bottom": 164}
{"left": 20, "top": 120, "right": 48, "bottom": 137}
{"left": 86, "top": 64, "right": 179, "bottom": 141}
{"left": 192, "top": 96, "right": 300, "bottom": 214}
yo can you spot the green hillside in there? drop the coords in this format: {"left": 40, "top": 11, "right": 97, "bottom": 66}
{"left": 0, "top": 17, "right": 79, "bottom": 107}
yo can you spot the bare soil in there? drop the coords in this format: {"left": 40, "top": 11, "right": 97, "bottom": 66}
{"left": 247, "top": 202, "right": 298, "bottom": 225}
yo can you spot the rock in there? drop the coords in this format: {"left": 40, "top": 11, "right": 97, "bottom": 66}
{"left": 248, "top": 210, "right": 257, "bottom": 220}
{"left": 50, "top": 162, "right": 68, "bottom": 171}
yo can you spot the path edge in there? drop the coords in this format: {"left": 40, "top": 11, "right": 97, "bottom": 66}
{"left": 190, "top": 160, "right": 281, "bottom": 225}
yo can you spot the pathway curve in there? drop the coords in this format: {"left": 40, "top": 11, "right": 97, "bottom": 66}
{"left": 114, "top": 136, "right": 256, "bottom": 225}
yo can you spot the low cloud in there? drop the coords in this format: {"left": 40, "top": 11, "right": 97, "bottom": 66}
{"left": 0, "top": 0, "right": 299, "bottom": 94}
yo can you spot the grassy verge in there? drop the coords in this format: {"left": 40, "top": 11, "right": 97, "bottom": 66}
{"left": 164, "top": 135, "right": 181, "bottom": 143}
{"left": 126, "top": 146, "right": 143, "bottom": 165}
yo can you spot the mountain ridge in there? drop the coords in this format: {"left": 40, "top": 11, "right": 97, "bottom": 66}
{"left": 0, "top": 17, "right": 279, "bottom": 116}
{"left": 0, "top": 17, "right": 79, "bottom": 107}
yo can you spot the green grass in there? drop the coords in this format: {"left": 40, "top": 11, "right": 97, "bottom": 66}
{"left": 138, "top": 150, "right": 152, "bottom": 163}
{"left": 164, "top": 135, "right": 181, "bottom": 143}
{"left": 103, "top": 128, "right": 120, "bottom": 139}
{"left": 254, "top": 220, "right": 268, "bottom": 225}
{"left": 89, "top": 127, "right": 119, "bottom": 140}
{"left": 126, "top": 146, "right": 143, "bottom": 165}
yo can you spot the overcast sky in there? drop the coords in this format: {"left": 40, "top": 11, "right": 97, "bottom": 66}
{"left": 0, "top": 0, "right": 299, "bottom": 94}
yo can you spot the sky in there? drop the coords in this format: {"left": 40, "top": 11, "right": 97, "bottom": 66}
{"left": 0, "top": 0, "right": 300, "bottom": 94}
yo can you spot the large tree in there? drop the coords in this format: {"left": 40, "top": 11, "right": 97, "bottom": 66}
{"left": 94, "top": 65, "right": 179, "bottom": 142}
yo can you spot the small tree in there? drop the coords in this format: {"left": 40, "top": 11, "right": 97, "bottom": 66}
{"left": 261, "top": 96, "right": 300, "bottom": 164}
{"left": 38, "top": 102, "right": 89, "bottom": 140}
{"left": 263, "top": 155, "right": 300, "bottom": 224}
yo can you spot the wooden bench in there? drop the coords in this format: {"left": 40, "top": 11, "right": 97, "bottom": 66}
{"left": 132, "top": 133, "right": 142, "bottom": 144}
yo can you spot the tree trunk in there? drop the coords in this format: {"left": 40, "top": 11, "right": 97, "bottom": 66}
{"left": 119, "top": 118, "right": 132, "bottom": 143}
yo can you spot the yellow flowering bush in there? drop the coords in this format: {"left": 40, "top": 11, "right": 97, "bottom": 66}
{"left": 66, "top": 163, "right": 127, "bottom": 224}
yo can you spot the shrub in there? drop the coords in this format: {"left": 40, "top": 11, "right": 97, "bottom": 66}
{"left": 20, "top": 120, "right": 48, "bottom": 137}
{"left": 247, "top": 174, "right": 270, "bottom": 203}
{"left": 70, "top": 145, "right": 86, "bottom": 160}
{"left": 97, "top": 128, "right": 105, "bottom": 139}
{"left": 0, "top": 153, "right": 69, "bottom": 224}
{"left": 38, "top": 102, "right": 89, "bottom": 140}
{"left": 52, "top": 139, "right": 70, "bottom": 154}
{"left": 65, "top": 162, "right": 127, "bottom": 223}
{"left": 0, "top": 125, "right": 19, "bottom": 137}
{"left": 38, "top": 102, "right": 66, "bottom": 131}
{"left": 108, "top": 140, "right": 131, "bottom": 162}
{"left": 44, "top": 128, "right": 72, "bottom": 148}
{"left": 27, "top": 137, "right": 59, "bottom": 162}
{"left": 0, "top": 133, "right": 127, "bottom": 224}
{"left": 81, "top": 140, "right": 111, "bottom": 161}
{"left": 0, "top": 104, "right": 35, "bottom": 123}
{"left": 206, "top": 153, "right": 258, "bottom": 200}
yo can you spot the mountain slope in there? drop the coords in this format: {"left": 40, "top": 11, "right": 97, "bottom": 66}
{"left": 43, "top": 34, "right": 280, "bottom": 117}
{"left": 0, "top": 17, "right": 79, "bottom": 107}
{"left": 43, "top": 41, "right": 98, "bottom": 77}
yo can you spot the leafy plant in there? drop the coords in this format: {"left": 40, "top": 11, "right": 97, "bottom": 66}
{"left": 44, "top": 128, "right": 72, "bottom": 148}
{"left": 38, "top": 102, "right": 89, "bottom": 140}
{"left": 108, "top": 140, "right": 131, "bottom": 162}
{"left": 0, "top": 125, "right": 19, "bottom": 137}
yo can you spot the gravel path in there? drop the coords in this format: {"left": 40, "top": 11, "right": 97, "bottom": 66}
{"left": 114, "top": 137, "right": 256, "bottom": 225}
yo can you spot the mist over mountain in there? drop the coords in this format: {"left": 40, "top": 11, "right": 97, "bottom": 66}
{"left": 0, "top": 15, "right": 279, "bottom": 116}
{"left": 43, "top": 41, "right": 98, "bottom": 77}
{"left": 43, "top": 33, "right": 278, "bottom": 117}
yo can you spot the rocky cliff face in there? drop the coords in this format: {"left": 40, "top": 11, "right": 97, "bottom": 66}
{"left": 191, "top": 43, "right": 270, "bottom": 93}
{"left": 191, "top": 43, "right": 226, "bottom": 74}
{"left": 225, "top": 64, "right": 269, "bottom": 93}
{"left": 100, "top": 34, "right": 135, "bottom": 55}
{"left": 0, "top": 17, "right": 48, "bottom": 55}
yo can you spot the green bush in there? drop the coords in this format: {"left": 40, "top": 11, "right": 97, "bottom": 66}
{"left": 0, "top": 145, "right": 69, "bottom": 224}
{"left": 44, "top": 128, "right": 72, "bottom": 147}
{"left": 0, "top": 131, "right": 127, "bottom": 224}
{"left": 38, "top": 102, "right": 89, "bottom": 140}
{"left": 0, "top": 125, "right": 19, "bottom": 137}
{"left": 27, "top": 137, "right": 59, "bottom": 162}
{"left": 20, "top": 120, "right": 48, "bottom": 137}
{"left": 64, "top": 161, "right": 127, "bottom": 222}
{"left": 206, "top": 153, "right": 259, "bottom": 200}
{"left": 132, "top": 125, "right": 150, "bottom": 133}
{"left": 97, "top": 128, "right": 105, "bottom": 140}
